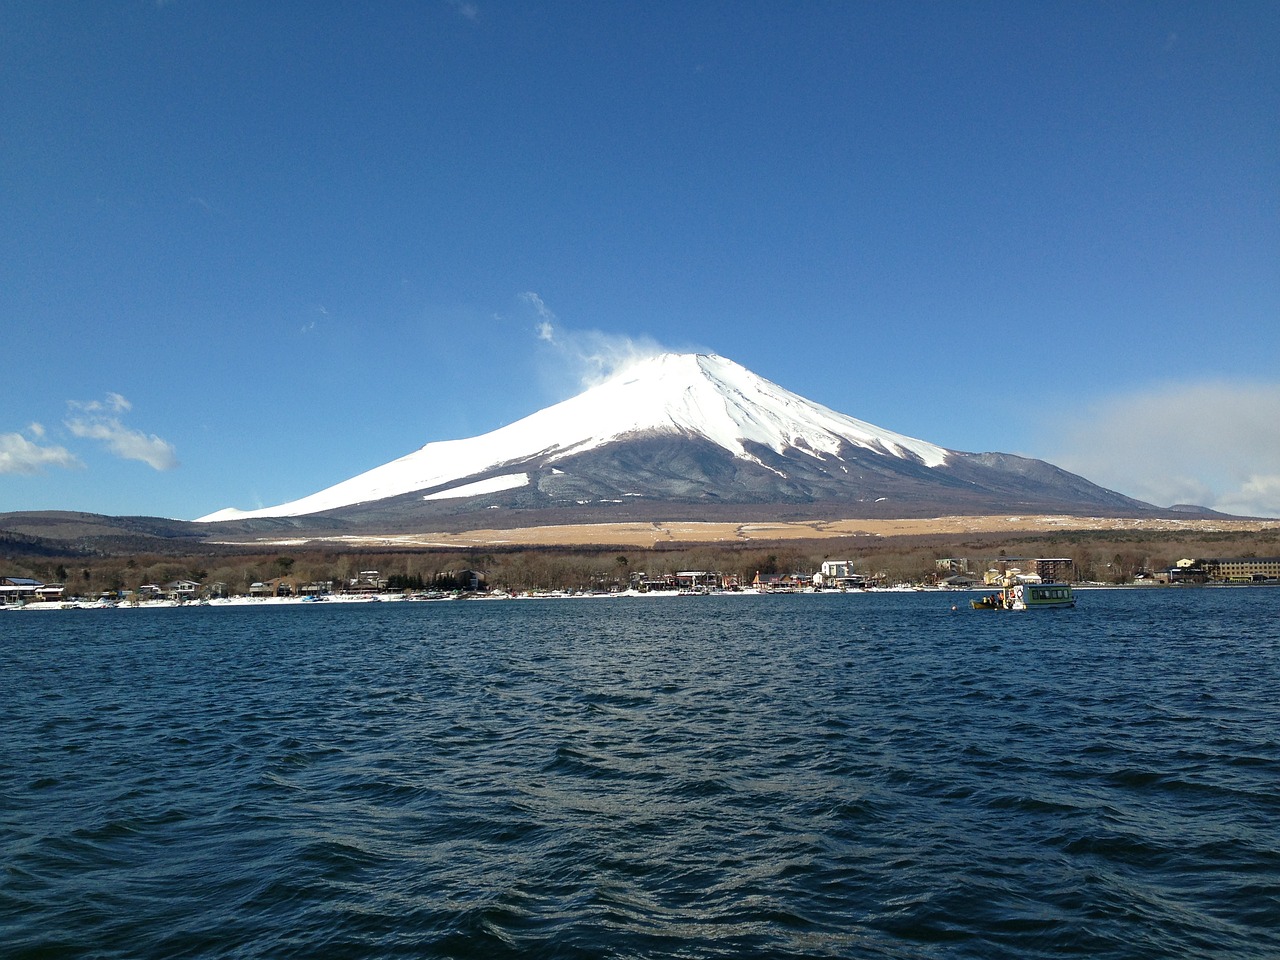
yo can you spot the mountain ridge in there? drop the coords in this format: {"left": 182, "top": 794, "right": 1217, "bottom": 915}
{"left": 198, "top": 353, "right": 953, "bottom": 521}
{"left": 197, "top": 352, "right": 1160, "bottom": 526}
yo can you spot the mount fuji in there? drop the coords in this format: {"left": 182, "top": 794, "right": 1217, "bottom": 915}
{"left": 197, "top": 353, "right": 1157, "bottom": 529}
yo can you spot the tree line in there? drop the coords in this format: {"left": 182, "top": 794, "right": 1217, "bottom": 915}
{"left": 4, "top": 527, "right": 1277, "bottom": 596}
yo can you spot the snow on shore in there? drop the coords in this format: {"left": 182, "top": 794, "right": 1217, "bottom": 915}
{"left": 4, "top": 585, "right": 985, "bottom": 611}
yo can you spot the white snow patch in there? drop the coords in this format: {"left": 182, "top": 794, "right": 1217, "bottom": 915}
{"left": 422, "top": 473, "right": 530, "bottom": 501}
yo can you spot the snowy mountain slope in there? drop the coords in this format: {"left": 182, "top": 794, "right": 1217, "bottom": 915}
{"left": 197, "top": 354, "right": 955, "bottom": 522}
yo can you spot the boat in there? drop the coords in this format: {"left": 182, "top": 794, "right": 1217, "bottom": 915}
{"left": 971, "top": 580, "right": 1075, "bottom": 610}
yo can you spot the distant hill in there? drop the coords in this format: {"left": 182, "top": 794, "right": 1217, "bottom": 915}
{"left": 0, "top": 511, "right": 224, "bottom": 557}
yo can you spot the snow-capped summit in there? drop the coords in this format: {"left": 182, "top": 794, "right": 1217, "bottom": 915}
{"left": 586, "top": 353, "right": 950, "bottom": 468}
{"left": 199, "top": 353, "right": 946, "bottom": 521}
{"left": 197, "top": 352, "right": 1150, "bottom": 524}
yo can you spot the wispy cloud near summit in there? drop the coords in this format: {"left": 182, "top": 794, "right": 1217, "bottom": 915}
{"left": 519, "top": 291, "right": 688, "bottom": 391}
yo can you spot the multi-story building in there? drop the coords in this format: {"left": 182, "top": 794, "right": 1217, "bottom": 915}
{"left": 1203, "top": 557, "right": 1280, "bottom": 583}
{"left": 983, "top": 557, "right": 1076, "bottom": 584}
{"left": 1164, "top": 557, "right": 1280, "bottom": 583}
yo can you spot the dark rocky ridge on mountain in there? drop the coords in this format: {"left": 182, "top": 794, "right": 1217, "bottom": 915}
{"left": 288, "top": 432, "right": 1160, "bottom": 534}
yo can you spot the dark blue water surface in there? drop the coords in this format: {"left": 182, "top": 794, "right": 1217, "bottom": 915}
{"left": 2, "top": 589, "right": 1278, "bottom": 959}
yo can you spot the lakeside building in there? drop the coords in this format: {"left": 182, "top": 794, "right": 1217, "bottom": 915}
{"left": 752, "top": 572, "right": 808, "bottom": 593}
{"left": 250, "top": 577, "right": 300, "bottom": 598}
{"left": 1165, "top": 558, "right": 1209, "bottom": 584}
{"left": 35, "top": 583, "right": 65, "bottom": 602}
{"left": 1, "top": 577, "right": 43, "bottom": 606}
{"left": 635, "top": 571, "right": 728, "bottom": 592}
{"left": 164, "top": 579, "right": 201, "bottom": 602}
{"left": 1163, "top": 557, "right": 1280, "bottom": 584}
{"left": 816, "top": 560, "right": 874, "bottom": 589}
{"left": 350, "top": 570, "right": 390, "bottom": 594}
{"left": 1206, "top": 557, "right": 1280, "bottom": 582}
{"left": 984, "top": 557, "right": 1075, "bottom": 584}
{"left": 1, "top": 578, "right": 68, "bottom": 605}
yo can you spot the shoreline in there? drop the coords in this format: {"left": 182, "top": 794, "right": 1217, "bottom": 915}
{"left": 6, "top": 580, "right": 1272, "bottom": 611}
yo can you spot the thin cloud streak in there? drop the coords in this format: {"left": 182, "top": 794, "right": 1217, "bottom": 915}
{"left": 64, "top": 394, "right": 180, "bottom": 471}
{"left": 522, "top": 291, "right": 558, "bottom": 343}
{"left": 68, "top": 392, "right": 131, "bottom": 415}
{"left": 1047, "top": 381, "right": 1280, "bottom": 518}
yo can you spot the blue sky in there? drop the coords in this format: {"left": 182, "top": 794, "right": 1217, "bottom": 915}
{"left": 3, "top": 1, "right": 1277, "bottom": 519}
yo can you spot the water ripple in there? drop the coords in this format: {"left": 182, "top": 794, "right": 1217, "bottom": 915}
{"left": 2, "top": 590, "right": 1278, "bottom": 958}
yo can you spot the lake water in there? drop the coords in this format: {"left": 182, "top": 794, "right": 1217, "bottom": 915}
{"left": 2, "top": 589, "right": 1278, "bottom": 959}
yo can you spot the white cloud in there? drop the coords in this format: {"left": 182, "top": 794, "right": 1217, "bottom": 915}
{"left": 448, "top": 0, "right": 479, "bottom": 22}
{"left": 1046, "top": 381, "right": 1280, "bottom": 518}
{"left": 1218, "top": 473, "right": 1280, "bottom": 518}
{"left": 520, "top": 292, "right": 558, "bottom": 342}
{"left": 64, "top": 394, "right": 180, "bottom": 471}
{"left": 519, "top": 292, "right": 682, "bottom": 390}
{"left": 300, "top": 304, "right": 328, "bottom": 335}
{"left": 69, "top": 393, "right": 131, "bottom": 415}
{"left": 0, "top": 431, "right": 82, "bottom": 475}
{"left": 65, "top": 419, "right": 180, "bottom": 471}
